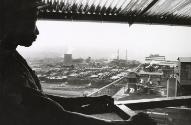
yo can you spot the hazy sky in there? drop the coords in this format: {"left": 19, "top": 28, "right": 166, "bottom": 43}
{"left": 18, "top": 20, "right": 191, "bottom": 62}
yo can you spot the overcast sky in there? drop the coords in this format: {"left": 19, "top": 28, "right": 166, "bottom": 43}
{"left": 17, "top": 20, "right": 191, "bottom": 62}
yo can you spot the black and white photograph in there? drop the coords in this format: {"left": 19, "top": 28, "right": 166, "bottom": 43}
{"left": 0, "top": 0, "right": 191, "bottom": 125}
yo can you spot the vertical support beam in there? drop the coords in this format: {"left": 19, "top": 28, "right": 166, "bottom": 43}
{"left": 175, "top": 78, "right": 178, "bottom": 97}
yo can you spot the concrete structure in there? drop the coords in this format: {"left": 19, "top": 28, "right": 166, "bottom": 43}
{"left": 126, "top": 72, "right": 139, "bottom": 83}
{"left": 64, "top": 54, "right": 72, "bottom": 66}
{"left": 167, "top": 78, "right": 177, "bottom": 97}
{"left": 125, "top": 72, "right": 139, "bottom": 93}
{"left": 176, "top": 57, "right": 191, "bottom": 85}
{"left": 176, "top": 57, "right": 191, "bottom": 95}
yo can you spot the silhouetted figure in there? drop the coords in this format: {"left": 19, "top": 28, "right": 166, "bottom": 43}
{"left": 0, "top": 0, "right": 156, "bottom": 125}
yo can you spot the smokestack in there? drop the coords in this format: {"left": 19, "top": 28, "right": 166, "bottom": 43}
{"left": 64, "top": 54, "right": 72, "bottom": 66}
{"left": 117, "top": 49, "right": 119, "bottom": 60}
{"left": 126, "top": 49, "right": 127, "bottom": 61}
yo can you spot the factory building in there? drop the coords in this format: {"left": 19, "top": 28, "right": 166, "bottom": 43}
{"left": 145, "top": 54, "right": 166, "bottom": 64}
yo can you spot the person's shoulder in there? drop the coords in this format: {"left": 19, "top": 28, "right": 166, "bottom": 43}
{"left": 0, "top": 48, "right": 17, "bottom": 68}
{"left": 0, "top": 47, "right": 13, "bottom": 56}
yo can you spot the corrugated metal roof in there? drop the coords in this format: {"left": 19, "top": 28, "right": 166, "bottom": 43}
{"left": 178, "top": 57, "right": 191, "bottom": 62}
{"left": 39, "top": 0, "right": 191, "bottom": 26}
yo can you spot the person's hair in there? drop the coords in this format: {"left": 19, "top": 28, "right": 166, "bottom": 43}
{"left": 0, "top": 0, "right": 4, "bottom": 41}
{"left": 4, "top": 0, "right": 42, "bottom": 13}
{"left": 0, "top": 0, "right": 43, "bottom": 41}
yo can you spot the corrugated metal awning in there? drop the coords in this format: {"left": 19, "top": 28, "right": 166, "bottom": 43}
{"left": 39, "top": 0, "right": 191, "bottom": 26}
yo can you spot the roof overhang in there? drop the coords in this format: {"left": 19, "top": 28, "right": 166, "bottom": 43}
{"left": 39, "top": 0, "right": 191, "bottom": 26}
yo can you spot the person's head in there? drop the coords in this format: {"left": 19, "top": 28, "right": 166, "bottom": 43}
{"left": 0, "top": 0, "right": 46, "bottom": 48}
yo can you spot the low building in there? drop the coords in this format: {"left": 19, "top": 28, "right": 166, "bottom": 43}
{"left": 159, "top": 60, "right": 177, "bottom": 68}
{"left": 145, "top": 54, "right": 166, "bottom": 64}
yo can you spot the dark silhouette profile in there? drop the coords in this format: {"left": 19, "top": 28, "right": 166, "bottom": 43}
{"left": 0, "top": 0, "right": 156, "bottom": 125}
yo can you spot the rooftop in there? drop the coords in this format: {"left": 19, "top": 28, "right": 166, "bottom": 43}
{"left": 139, "top": 70, "right": 163, "bottom": 76}
{"left": 178, "top": 57, "right": 191, "bottom": 62}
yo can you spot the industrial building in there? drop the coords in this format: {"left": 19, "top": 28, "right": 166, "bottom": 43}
{"left": 145, "top": 54, "right": 166, "bottom": 64}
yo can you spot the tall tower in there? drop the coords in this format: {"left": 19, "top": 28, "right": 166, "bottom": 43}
{"left": 64, "top": 54, "right": 72, "bottom": 66}
{"left": 117, "top": 49, "right": 119, "bottom": 60}
{"left": 126, "top": 49, "right": 128, "bottom": 61}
